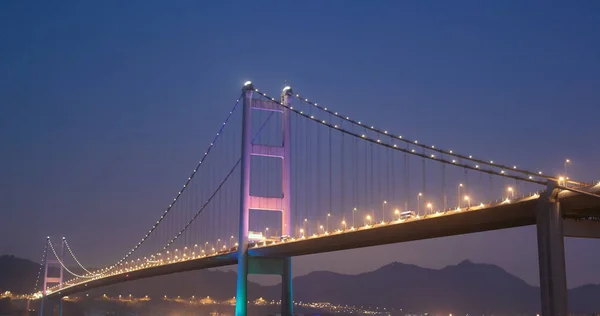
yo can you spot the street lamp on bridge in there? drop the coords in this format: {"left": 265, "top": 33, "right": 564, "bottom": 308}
{"left": 458, "top": 184, "right": 463, "bottom": 209}
{"left": 464, "top": 196, "right": 471, "bottom": 208}
{"left": 303, "top": 218, "right": 308, "bottom": 235}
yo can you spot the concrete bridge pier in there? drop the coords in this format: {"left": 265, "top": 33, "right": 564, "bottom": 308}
{"left": 536, "top": 181, "right": 568, "bottom": 316}
{"left": 38, "top": 297, "right": 44, "bottom": 316}
{"left": 238, "top": 256, "right": 293, "bottom": 315}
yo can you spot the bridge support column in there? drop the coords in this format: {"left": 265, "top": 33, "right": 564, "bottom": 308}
{"left": 236, "top": 83, "right": 294, "bottom": 316}
{"left": 536, "top": 181, "right": 568, "bottom": 316}
{"left": 38, "top": 297, "right": 45, "bottom": 316}
{"left": 40, "top": 237, "right": 64, "bottom": 316}
{"left": 281, "top": 257, "right": 293, "bottom": 315}
{"left": 235, "top": 82, "right": 253, "bottom": 316}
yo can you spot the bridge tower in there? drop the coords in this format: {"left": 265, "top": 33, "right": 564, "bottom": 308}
{"left": 39, "top": 237, "right": 64, "bottom": 316}
{"left": 536, "top": 181, "right": 568, "bottom": 316}
{"left": 236, "top": 82, "right": 293, "bottom": 316}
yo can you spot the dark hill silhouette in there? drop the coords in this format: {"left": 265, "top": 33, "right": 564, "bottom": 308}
{"left": 0, "top": 255, "right": 40, "bottom": 294}
{"left": 267, "top": 260, "right": 539, "bottom": 314}
{"left": 2, "top": 255, "right": 600, "bottom": 313}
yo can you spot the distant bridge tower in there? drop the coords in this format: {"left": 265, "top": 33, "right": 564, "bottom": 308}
{"left": 39, "top": 237, "right": 64, "bottom": 316}
{"left": 236, "top": 82, "right": 293, "bottom": 316}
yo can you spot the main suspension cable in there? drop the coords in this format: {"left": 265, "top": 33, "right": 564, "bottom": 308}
{"left": 107, "top": 94, "right": 243, "bottom": 270}
{"left": 291, "top": 92, "right": 583, "bottom": 186}
{"left": 253, "top": 88, "right": 547, "bottom": 186}
{"left": 48, "top": 240, "right": 93, "bottom": 279}
{"left": 64, "top": 239, "right": 97, "bottom": 276}
{"left": 159, "top": 107, "right": 277, "bottom": 252}
{"left": 33, "top": 238, "right": 49, "bottom": 292}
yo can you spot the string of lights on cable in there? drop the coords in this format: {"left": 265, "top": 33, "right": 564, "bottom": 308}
{"left": 63, "top": 238, "right": 98, "bottom": 276}
{"left": 47, "top": 238, "right": 94, "bottom": 279}
{"left": 106, "top": 93, "right": 243, "bottom": 271}
{"left": 33, "top": 237, "right": 49, "bottom": 292}
{"left": 160, "top": 110, "right": 277, "bottom": 252}
{"left": 291, "top": 92, "right": 582, "bottom": 186}
{"left": 252, "top": 87, "right": 547, "bottom": 186}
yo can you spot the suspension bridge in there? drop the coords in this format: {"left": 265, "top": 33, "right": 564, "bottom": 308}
{"left": 20, "top": 82, "right": 600, "bottom": 316}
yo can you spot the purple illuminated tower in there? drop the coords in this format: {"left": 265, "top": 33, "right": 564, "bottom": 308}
{"left": 40, "top": 237, "right": 64, "bottom": 316}
{"left": 236, "top": 82, "right": 293, "bottom": 316}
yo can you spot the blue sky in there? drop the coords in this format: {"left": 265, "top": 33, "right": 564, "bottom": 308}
{"left": 1, "top": 1, "right": 599, "bottom": 287}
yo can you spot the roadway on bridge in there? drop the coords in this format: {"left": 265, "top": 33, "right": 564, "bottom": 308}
{"left": 45, "top": 185, "right": 600, "bottom": 299}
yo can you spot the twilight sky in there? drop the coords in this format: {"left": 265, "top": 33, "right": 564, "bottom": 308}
{"left": 1, "top": 1, "right": 599, "bottom": 288}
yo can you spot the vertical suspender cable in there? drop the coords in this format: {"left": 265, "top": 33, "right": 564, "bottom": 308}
{"left": 329, "top": 113, "right": 333, "bottom": 219}
{"left": 341, "top": 117, "right": 345, "bottom": 222}
{"left": 404, "top": 153, "right": 410, "bottom": 211}
{"left": 442, "top": 156, "right": 447, "bottom": 211}
{"left": 305, "top": 112, "right": 309, "bottom": 225}
{"left": 422, "top": 147, "right": 426, "bottom": 211}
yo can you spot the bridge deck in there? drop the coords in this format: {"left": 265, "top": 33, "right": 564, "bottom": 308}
{"left": 44, "top": 185, "right": 600, "bottom": 299}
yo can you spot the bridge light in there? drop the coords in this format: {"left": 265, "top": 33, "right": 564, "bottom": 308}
{"left": 244, "top": 81, "right": 252, "bottom": 86}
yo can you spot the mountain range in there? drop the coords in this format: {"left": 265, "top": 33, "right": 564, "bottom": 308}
{"left": 2, "top": 254, "right": 599, "bottom": 314}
